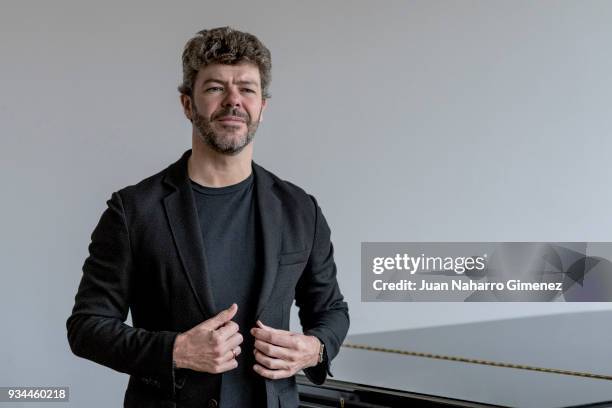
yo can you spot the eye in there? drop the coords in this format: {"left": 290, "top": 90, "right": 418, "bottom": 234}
{"left": 205, "top": 87, "right": 223, "bottom": 93}
{"left": 241, "top": 88, "right": 256, "bottom": 94}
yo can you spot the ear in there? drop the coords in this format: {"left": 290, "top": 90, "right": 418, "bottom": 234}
{"left": 259, "top": 98, "right": 268, "bottom": 122}
{"left": 180, "top": 94, "right": 194, "bottom": 122}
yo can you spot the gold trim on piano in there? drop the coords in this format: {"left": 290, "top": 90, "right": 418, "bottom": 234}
{"left": 342, "top": 342, "right": 612, "bottom": 381}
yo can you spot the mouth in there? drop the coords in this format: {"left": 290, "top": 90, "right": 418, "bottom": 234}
{"left": 216, "top": 116, "right": 246, "bottom": 123}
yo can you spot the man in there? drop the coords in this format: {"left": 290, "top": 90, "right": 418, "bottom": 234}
{"left": 66, "top": 27, "right": 349, "bottom": 408}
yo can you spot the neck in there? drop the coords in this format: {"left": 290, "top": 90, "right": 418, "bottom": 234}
{"left": 188, "top": 135, "right": 253, "bottom": 187}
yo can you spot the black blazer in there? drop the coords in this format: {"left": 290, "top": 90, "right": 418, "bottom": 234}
{"left": 66, "top": 150, "right": 350, "bottom": 408}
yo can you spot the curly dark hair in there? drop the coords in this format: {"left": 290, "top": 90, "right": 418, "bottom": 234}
{"left": 178, "top": 27, "right": 272, "bottom": 99}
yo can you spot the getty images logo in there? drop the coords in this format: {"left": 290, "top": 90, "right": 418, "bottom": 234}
{"left": 372, "top": 253, "right": 488, "bottom": 275}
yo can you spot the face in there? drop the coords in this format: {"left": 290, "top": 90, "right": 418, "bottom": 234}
{"left": 184, "top": 62, "right": 267, "bottom": 155}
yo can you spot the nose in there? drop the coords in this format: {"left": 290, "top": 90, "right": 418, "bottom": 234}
{"left": 222, "top": 87, "right": 241, "bottom": 108}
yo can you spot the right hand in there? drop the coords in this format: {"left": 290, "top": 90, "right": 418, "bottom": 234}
{"left": 172, "top": 303, "right": 243, "bottom": 373}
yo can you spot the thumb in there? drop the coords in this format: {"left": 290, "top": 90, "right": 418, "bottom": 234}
{"left": 209, "top": 303, "right": 238, "bottom": 329}
{"left": 256, "top": 320, "right": 283, "bottom": 333}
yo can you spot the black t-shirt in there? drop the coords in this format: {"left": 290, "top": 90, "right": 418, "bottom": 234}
{"left": 190, "top": 170, "right": 266, "bottom": 407}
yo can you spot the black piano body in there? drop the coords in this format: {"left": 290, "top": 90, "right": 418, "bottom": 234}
{"left": 298, "top": 311, "right": 612, "bottom": 408}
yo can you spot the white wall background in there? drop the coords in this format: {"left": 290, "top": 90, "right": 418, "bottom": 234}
{"left": 2, "top": 0, "right": 612, "bottom": 406}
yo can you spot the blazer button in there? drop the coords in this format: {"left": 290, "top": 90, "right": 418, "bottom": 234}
{"left": 207, "top": 398, "right": 218, "bottom": 408}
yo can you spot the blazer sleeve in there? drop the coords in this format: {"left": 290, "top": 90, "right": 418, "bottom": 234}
{"left": 66, "top": 191, "right": 179, "bottom": 398}
{"left": 296, "top": 195, "right": 350, "bottom": 385}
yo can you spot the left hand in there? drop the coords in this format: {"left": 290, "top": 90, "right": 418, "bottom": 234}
{"left": 250, "top": 320, "right": 320, "bottom": 379}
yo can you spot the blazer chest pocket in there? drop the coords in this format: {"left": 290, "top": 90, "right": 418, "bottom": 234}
{"left": 278, "top": 249, "right": 309, "bottom": 266}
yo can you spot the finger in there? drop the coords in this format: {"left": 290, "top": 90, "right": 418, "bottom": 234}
{"left": 256, "top": 320, "right": 288, "bottom": 334}
{"left": 253, "top": 364, "right": 292, "bottom": 380}
{"left": 211, "top": 331, "right": 243, "bottom": 358}
{"left": 220, "top": 346, "right": 241, "bottom": 364}
{"left": 208, "top": 303, "right": 238, "bottom": 330}
{"left": 254, "top": 348, "right": 290, "bottom": 370}
{"left": 253, "top": 339, "right": 293, "bottom": 361}
{"left": 225, "top": 332, "right": 244, "bottom": 351}
{"left": 206, "top": 326, "right": 241, "bottom": 350}
{"left": 251, "top": 326, "right": 296, "bottom": 348}
{"left": 213, "top": 358, "right": 239, "bottom": 374}
{"left": 215, "top": 320, "right": 239, "bottom": 341}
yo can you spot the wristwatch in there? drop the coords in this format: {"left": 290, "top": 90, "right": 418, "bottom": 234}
{"left": 317, "top": 338, "right": 325, "bottom": 364}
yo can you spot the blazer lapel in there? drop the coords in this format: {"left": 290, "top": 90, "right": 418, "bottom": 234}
{"left": 253, "top": 162, "right": 283, "bottom": 320}
{"left": 162, "top": 150, "right": 216, "bottom": 319}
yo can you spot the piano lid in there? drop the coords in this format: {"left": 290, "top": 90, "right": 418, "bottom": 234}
{"left": 324, "top": 310, "right": 612, "bottom": 408}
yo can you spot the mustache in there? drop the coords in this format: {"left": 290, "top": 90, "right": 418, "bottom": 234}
{"left": 213, "top": 107, "right": 250, "bottom": 121}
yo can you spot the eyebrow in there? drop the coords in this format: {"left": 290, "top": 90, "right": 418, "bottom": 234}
{"left": 202, "top": 78, "right": 259, "bottom": 87}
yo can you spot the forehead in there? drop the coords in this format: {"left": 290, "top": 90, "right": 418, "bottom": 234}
{"left": 195, "top": 62, "right": 261, "bottom": 85}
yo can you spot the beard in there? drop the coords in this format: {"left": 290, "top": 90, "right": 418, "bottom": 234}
{"left": 191, "top": 103, "right": 262, "bottom": 156}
